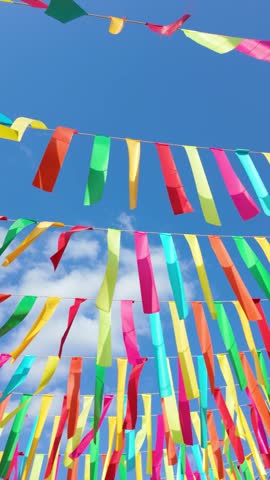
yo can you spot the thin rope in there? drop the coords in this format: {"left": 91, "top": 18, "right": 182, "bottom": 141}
{"left": 3, "top": 217, "right": 270, "bottom": 239}
{"left": 2, "top": 291, "right": 270, "bottom": 305}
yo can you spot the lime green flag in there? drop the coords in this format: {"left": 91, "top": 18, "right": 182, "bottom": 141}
{"left": 45, "top": 0, "right": 87, "bottom": 23}
{"left": 96, "top": 229, "right": 121, "bottom": 313}
{"left": 0, "top": 218, "right": 36, "bottom": 256}
{"left": 84, "top": 135, "right": 111, "bottom": 205}
{"left": 215, "top": 302, "right": 247, "bottom": 390}
{"left": 0, "top": 394, "right": 32, "bottom": 478}
{"left": 233, "top": 236, "right": 270, "bottom": 298}
{"left": 0, "top": 296, "right": 37, "bottom": 337}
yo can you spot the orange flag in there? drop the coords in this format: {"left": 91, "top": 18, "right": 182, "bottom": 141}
{"left": 209, "top": 236, "right": 261, "bottom": 320}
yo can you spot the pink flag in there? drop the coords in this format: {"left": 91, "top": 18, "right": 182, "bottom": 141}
{"left": 146, "top": 14, "right": 191, "bottom": 36}
{"left": 151, "top": 415, "right": 164, "bottom": 480}
{"left": 134, "top": 232, "right": 160, "bottom": 314}
{"left": 0, "top": 354, "right": 11, "bottom": 368}
{"left": 50, "top": 225, "right": 93, "bottom": 270}
{"left": 58, "top": 298, "right": 86, "bottom": 357}
{"left": 121, "top": 300, "right": 142, "bottom": 365}
{"left": 210, "top": 148, "right": 259, "bottom": 220}
{"left": 70, "top": 395, "right": 114, "bottom": 459}
{"left": 236, "top": 40, "right": 270, "bottom": 61}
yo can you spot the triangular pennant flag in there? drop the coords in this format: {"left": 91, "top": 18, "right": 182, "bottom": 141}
{"left": 45, "top": 0, "right": 87, "bottom": 23}
{"left": 146, "top": 14, "right": 191, "bottom": 36}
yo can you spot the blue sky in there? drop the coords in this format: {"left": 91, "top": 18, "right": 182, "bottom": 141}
{"left": 0, "top": 0, "right": 269, "bottom": 478}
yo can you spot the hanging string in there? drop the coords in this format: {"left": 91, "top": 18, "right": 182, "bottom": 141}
{"left": 2, "top": 217, "right": 269, "bottom": 239}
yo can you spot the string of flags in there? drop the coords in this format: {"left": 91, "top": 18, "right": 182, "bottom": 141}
{"left": 2, "top": 1, "right": 270, "bottom": 63}
{"left": 0, "top": 312, "right": 269, "bottom": 480}
{"left": 0, "top": 114, "right": 270, "bottom": 223}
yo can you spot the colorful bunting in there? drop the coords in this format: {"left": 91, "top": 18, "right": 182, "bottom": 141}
{"left": 0, "top": 295, "right": 37, "bottom": 338}
{"left": 146, "top": 14, "right": 191, "bottom": 36}
{"left": 121, "top": 301, "right": 142, "bottom": 365}
{"left": 149, "top": 312, "right": 172, "bottom": 398}
{"left": 45, "top": 0, "right": 87, "bottom": 23}
{"left": 126, "top": 138, "right": 141, "bottom": 209}
{"left": 0, "top": 217, "right": 36, "bottom": 256}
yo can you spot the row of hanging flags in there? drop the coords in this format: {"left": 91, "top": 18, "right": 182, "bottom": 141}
{"left": 0, "top": 298, "right": 269, "bottom": 479}
{"left": 0, "top": 113, "right": 270, "bottom": 223}
{"left": 3, "top": 2, "right": 270, "bottom": 63}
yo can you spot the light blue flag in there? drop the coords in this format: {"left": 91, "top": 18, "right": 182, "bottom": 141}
{"left": 126, "top": 429, "right": 135, "bottom": 471}
{"left": 198, "top": 356, "right": 208, "bottom": 448}
{"left": 192, "top": 444, "right": 208, "bottom": 480}
{"left": 0, "top": 113, "right": 12, "bottom": 126}
{"left": 0, "top": 355, "right": 36, "bottom": 402}
{"left": 160, "top": 233, "right": 188, "bottom": 318}
{"left": 235, "top": 149, "right": 270, "bottom": 215}
{"left": 149, "top": 313, "right": 172, "bottom": 398}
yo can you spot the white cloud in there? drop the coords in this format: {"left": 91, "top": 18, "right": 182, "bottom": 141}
{"left": 117, "top": 212, "right": 135, "bottom": 231}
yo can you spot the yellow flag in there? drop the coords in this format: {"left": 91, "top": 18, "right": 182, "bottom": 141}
{"left": 116, "top": 358, "right": 128, "bottom": 450}
{"left": 262, "top": 152, "right": 270, "bottom": 164}
{"left": 236, "top": 407, "right": 266, "bottom": 479}
{"left": 11, "top": 297, "right": 61, "bottom": 361}
{"left": 46, "top": 416, "right": 61, "bottom": 480}
{"left": 126, "top": 139, "right": 141, "bottom": 209}
{"left": 163, "top": 449, "right": 174, "bottom": 480}
{"left": 169, "top": 301, "right": 199, "bottom": 399}
{"left": 254, "top": 236, "right": 270, "bottom": 262}
{"left": 101, "top": 417, "right": 116, "bottom": 480}
{"left": 163, "top": 357, "right": 183, "bottom": 443}
{"left": 97, "top": 309, "right": 112, "bottom": 367}
{"left": 182, "top": 29, "right": 242, "bottom": 53}
{"left": 142, "top": 394, "right": 152, "bottom": 474}
{"left": 207, "top": 443, "right": 219, "bottom": 479}
{"left": 109, "top": 17, "right": 125, "bottom": 35}
{"left": 21, "top": 395, "right": 53, "bottom": 480}
{"left": 0, "top": 124, "right": 19, "bottom": 141}
{"left": 84, "top": 455, "right": 90, "bottom": 480}
{"left": 64, "top": 395, "right": 93, "bottom": 468}
{"left": 217, "top": 354, "right": 238, "bottom": 405}
{"left": 135, "top": 452, "right": 143, "bottom": 480}
{"left": 191, "top": 411, "right": 201, "bottom": 442}
{"left": 135, "top": 416, "right": 147, "bottom": 454}
{"left": 11, "top": 117, "right": 47, "bottom": 141}
{"left": 29, "top": 454, "right": 44, "bottom": 480}
{"left": 35, "top": 356, "right": 60, "bottom": 394}
{"left": 3, "top": 221, "right": 64, "bottom": 266}
{"left": 183, "top": 146, "right": 221, "bottom": 226}
{"left": 246, "top": 454, "right": 255, "bottom": 479}
{"left": 184, "top": 235, "right": 216, "bottom": 319}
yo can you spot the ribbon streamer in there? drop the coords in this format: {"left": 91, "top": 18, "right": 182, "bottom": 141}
{"left": 0, "top": 394, "right": 32, "bottom": 478}
{"left": 0, "top": 217, "right": 36, "bottom": 256}
{"left": 121, "top": 300, "right": 142, "bottom": 365}
{"left": 0, "top": 355, "right": 36, "bottom": 402}
{"left": 210, "top": 148, "right": 259, "bottom": 219}
{"left": 253, "top": 299, "right": 270, "bottom": 358}
{"left": 146, "top": 14, "right": 191, "bottom": 36}
{"left": 184, "top": 234, "right": 216, "bottom": 319}
{"left": 142, "top": 393, "right": 152, "bottom": 475}
{"left": 235, "top": 149, "right": 270, "bottom": 215}
{"left": 50, "top": 225, "right": 93, "bottom": 270}
{"left": 21, "top": 395, "right": 53, "bottom": 480}
{"left": 96, "top": 228, "right": 121, "bottom": 313}
{"left": 0, "top": 295, "right": 37, "bottom": 338}
{"left": 156, "top": 143, "right": 193, "bottom": 215}
{"left": 10, "top": 116, "right": 47, "bottom": 142}
{"left": 134, "top": 231, "right": 160, "bottom": 314}
{"left": 215, "top": 302, "right": 247, "bottom": 389}
{"left": 97, "top": 309, "right": 112, "bottom": 367}
{"left": 29, "top": 454, "right": 44, "bottom": 480}
{"left": 149, "top": 312, "right": 172, "bottom": 398}
{"left": 123, "top": 358, "right": 147, "bottom": 430}
{"left": 45, "top": 0, "right": 87, "bottom": 23}
{"left": 115, "top": 358, "right": 127, "bottom": 451}
{"left": 192, "top": 302, "right": 215, "bottom": 392}
{"left": 151, "top": 415, "right": 164, "bottom": 480}
{"left": 44, "top": 396, "right": 68, "bottom": 478}
{"left": 32, "top": 127, "right": 77, "bottom": 192}
{"left": 70, "top": 394, "right": 114, "bottom": 458}
{"left": 2, "top": 221, "right": 64, "bottom": 266}
{"left": 169, "top": 301, "right": 199, "bottom": 399}
{"left": 67, "top": 357, "right": 83, "bottom": 439}
{"left": 233, "top": 236, "right": 270, "bottom": 298}
{"left": 183, "top": 146, "right": 221, "bottom": 225}
{"left": 209, "top": 236, "right": 261, "bottom": 320}
{"left": 254, "top": 236, "right": 270, "bottom": 262}
{"left": 207, "top": 411, "right": 225, "bottom": 479}
{"left": 240, "top": 352, "right": 270, "bottom": 436}
{"left": 10, "top": 297, "right": 61, "bottom": 361}
{"left": 163, "top": 358, "right": 183, "bottom": 445}
{"left": 160, "top": 233, "right": 188, "bottom": 319}
{"left": 197, "top": 356, "right": 208, "bottom": 448}
{"left": 126, "top": 139, "right": 141, "bottom": 209}
{"left": 178, "top": 359, "right": 193, "bottom": 445}
{"left": 84, "top": 135, "right": 111, "bottom": 205}
{"left": 58, "top": 298, "right": 86, "bottom": 357}
{"left": 64, "top": 395, "right": 93, "bottom": 468}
